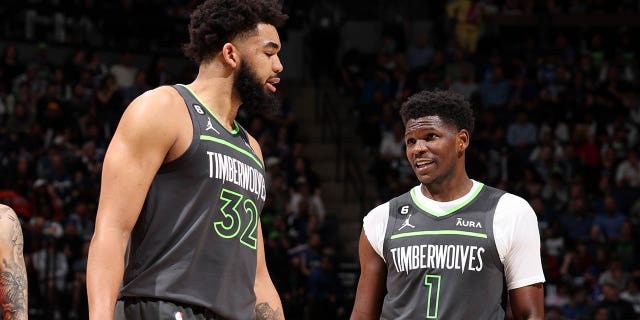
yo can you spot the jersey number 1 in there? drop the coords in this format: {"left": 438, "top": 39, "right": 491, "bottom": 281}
{"left": 213, "top": 188, "right": 259, "bottom": 249}
{"left": 424, "top": 274, "right": 441, "bottom": 319}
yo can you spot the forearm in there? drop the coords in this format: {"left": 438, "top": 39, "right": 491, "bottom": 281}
{"left": 0, "top": 264, "right": 28, "bottom": 320}
{"left": 87, "top": 233, "right": 127, "bottom": 319}
{"left": 254, "top": 276, "right": 284, "bottom": 320}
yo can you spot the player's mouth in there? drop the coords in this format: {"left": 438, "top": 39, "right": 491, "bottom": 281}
{"left": 266, "top": 77, "right": 280, "bottom": 92}
{"left": 414, "top": 159, "right": 435, "bottom": 170}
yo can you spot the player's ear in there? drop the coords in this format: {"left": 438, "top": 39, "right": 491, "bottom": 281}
{"left": 221, "top": 43, "right": 239, "bottom": 69}
{"left": 457, "top": 129, "right": 470, "bottom": 153}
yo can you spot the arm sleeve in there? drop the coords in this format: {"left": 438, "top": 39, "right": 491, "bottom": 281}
{"left": 362, "top": 202, "right": 390, "bottom": 262}
{"left": 493, "top": 193, "right": 546, "bottom": 290}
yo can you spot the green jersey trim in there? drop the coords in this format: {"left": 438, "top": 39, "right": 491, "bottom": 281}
{"left": 410, "top": 183, "right": 484, "bottom": 217}
{"left": 177, "top": 84, "right": 240, "bottom": 134}
{"left": 200, "top": 135, "right": 263, "bottom": 169}
{"left": 390, "top": 230, "right": 488, "bottom": 240}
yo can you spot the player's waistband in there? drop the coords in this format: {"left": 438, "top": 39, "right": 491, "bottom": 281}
{"left": 119, "top": 296, "right": 229, "bottom": 320}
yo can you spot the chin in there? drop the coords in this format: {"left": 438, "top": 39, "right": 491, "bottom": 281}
{"left": 416, "top": 176, "right": 435, "bottom": 185}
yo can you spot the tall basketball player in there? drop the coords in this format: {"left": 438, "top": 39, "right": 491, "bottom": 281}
{"left": 87, "top": 1, "right": 287, "bottom": 319}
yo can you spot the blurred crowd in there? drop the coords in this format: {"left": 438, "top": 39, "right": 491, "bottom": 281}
{"left": 2, "top": 0, "right": 640, "bottom": 319}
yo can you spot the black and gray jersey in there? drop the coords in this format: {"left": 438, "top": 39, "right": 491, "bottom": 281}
{"left": 381, "top": 184, "right": 507, "bottom": 320}
{"left": 120, "top": 84, "right": 266, "bottom": 320}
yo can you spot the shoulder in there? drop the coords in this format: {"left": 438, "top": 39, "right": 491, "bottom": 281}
{"left": 124, "top": 86, "right": 183, "bottom": 117}
{"left": 496, "top": 192, "right": 532, "bottom": 209}
{"left": 364, "top": 202, "right": 391, "bottom": 223}
{"left": 0, "top": 204, "right": 20, "bottom": 226}
{"left": 0, "top": 205, "right": 21, "bottom": 242}
{"left": 116, "top": 86, "right": 185, "bottom": 140}
{"left": 363, "top": 201, "right": 391, "bottom": 260}
{"left": 494, "top": 191, "right": 538, "bottom": 230}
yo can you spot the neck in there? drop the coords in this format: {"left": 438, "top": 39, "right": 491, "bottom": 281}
{"left": 187, "top": 61, "right": 241, "bottom": 131}
{"left": 420, "top": 174, "right": 473, "bottom": 202}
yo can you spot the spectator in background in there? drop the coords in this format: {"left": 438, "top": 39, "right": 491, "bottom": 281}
{"left": 406, "top": 33, "right": 434, "bottom": 72}
{"left": 377, "top": 121, "right": 406, "bottom": 172}
{"left": 560, "top": 285, "right": 590, "bottom": 320}
{"left": 560, "top": 197, "right": 594, "bottom": 243}
{"left": 68, "top": 240, "right": 90, "bottom": 319}
{"left": 449, "top": 65, "right": 478, "bottom": 100}
{"left": 31, "top": 236, "right": 68, "bottom": 319}
{"left": 598, "top": 258, "right": 631, "bottom": 294}
{"left": 593, "top": 195, "right": 627, "bottom": 241}
{"left": 121, "top": 70, "right": 150, "bottom": 106}
{"left": 507, "top": 111, "right": 537, "bottom": 150}
{"left": 480, "top": 66, "right": 510, "bottom": 110}
{"left": 109, "top": 51, "right": 137, "bottom": 88}
{"left": 615, "top": 150, "right": 640, "bottom": 188}
{"left": 93, "top": 73, "right": 124, "bottom": 134}
{"left": 595, "top": 279, "right": 635, "bottom": 320}
{"left": 306, "top": 255, "right": 340, "bottom": 320}
{"left": 85, "top": 51, "right": 109, "bottom": 85}
{"left": 446, "top": 0, "right": 484, "bottom": 53}
{"left": 289, "top": 178, "right": 326, "bottom": 224}
{"left": 620, "top": 278, "right": 640, "bottom": 316}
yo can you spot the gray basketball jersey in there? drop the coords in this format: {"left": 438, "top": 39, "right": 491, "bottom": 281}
{"left": 119, "top": 84, "right": 267, "bottom": 320}
{"left": 382, "top": 184, "right": 506, "bottom": 320}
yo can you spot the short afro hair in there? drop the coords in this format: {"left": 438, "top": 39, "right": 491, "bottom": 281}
{"left": 183, "top": 0, "right": 288, "bottom": 64}
{"left": 399, "top": 89, "right": 475, "bottom": 136}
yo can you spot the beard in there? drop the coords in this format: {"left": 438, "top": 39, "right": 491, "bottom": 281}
{"left": 234, "top": 62, "right": 280, "bottom": 115}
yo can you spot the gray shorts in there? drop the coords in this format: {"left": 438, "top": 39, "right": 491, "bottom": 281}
{"left": 115, "top": 297, "right": 228, "bottom": 320}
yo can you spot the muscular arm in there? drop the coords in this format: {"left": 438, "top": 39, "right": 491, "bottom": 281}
{"left": 248, "top": 134, "right": 284, "bottom": 320}
{"left": 509, "top": 283, "right": 544, "bottom": 320}
{"left": 0, "top": 205, "right": 28, "bottom": 320}
{"left": 350, "top": 230, "right": 386, "bottom": 320}
{"left": 87, "top": 87, "right": 183, "bottom": 319}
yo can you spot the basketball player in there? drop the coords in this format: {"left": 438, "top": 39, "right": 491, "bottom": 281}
{"left": 86, "top": 1, "right": 287, "bottom": 319}
{"left": 0, "top": 205, "right": 28, "bottom": 320}
{"left": 350, "top": 90, "right": 545, "bottom": 319}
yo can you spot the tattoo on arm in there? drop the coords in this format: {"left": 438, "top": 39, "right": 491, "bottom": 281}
{"left": 255, "top": 302, "right": 283, "bottom": 320}
{"left": 0, "top": 206, "right": 28, "bottom": 320}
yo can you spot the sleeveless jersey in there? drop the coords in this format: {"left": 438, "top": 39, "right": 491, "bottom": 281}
{"left": 381, "top": 184, "right": 506, "bottom": 320}
{"left": 119, "top": 84, "right": 267, "bottom": 320}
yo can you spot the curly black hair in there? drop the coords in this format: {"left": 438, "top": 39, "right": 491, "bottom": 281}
{"left": 399, "top": 89, "right": 475, "bottom": 136}
{"left": 183, "top": 0, "right": 288, "bottom": 64}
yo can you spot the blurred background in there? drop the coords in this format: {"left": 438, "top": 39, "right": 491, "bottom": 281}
{"left": 1, "top": 0, "right": 640, "bottom": 319}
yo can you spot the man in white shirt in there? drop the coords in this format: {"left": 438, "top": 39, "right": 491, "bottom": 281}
{"left": 350, "top": 90, "right": 545, "bottom": 319}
